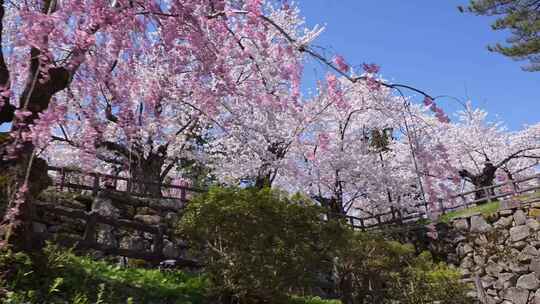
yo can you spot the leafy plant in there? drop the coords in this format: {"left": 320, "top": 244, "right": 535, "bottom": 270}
{"left": 333, "top": 232, "right": 472, "bottom": 304}
{"left": 0, "top": 245, "right": 207, "bottom": 304}
{"left": 178, "top": 186, "right": 344, "bottom": 303}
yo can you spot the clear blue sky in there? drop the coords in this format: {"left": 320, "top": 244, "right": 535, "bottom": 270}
{"left": 297, "top": 1, "right": 539, "bottom": 130}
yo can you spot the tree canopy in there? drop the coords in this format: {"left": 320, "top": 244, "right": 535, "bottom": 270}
{"left": 0, "top": 0, "right": 537, "bottom": 244}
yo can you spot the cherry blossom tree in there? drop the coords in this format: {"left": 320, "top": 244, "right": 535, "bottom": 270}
{"left": 0, "top": 0, "right": 535, "bottom": 252}
{"left": 0, "top": 0, "right": 322, "bottom": 247}
{"left": 232, "top": 72, "right": 436, "bottom": 218}
{"left": 444, "top": 105, "right": 539, "bottom": 200}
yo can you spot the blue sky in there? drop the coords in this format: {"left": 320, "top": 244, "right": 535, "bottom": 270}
{"left": 297, "top": 1, "right": 539, "bottom": 130}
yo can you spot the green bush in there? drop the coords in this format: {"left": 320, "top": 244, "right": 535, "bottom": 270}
{"left": 178, "top": 186, "right": 342, "bottom": 303}
{"left": 394, "top": 251, "right": 471, "bottom": 304}
{"left": 178, "top": 186, "right": 471, "bottom": 304}
{"left": 0, "top": 245, "right": 207, "bottom": 303}
{"left": 334, "top": 232, "right": 472, "bottom": 304}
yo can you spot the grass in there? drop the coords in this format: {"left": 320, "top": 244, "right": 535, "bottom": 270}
{"left": 514, "top": 190, "right": 540, "bottom": 202}
{"left": 439, "top": 200, "right": 501, "bottom": 223}
{"left": 438, "top": 190, "right": 540, "bottom": 223}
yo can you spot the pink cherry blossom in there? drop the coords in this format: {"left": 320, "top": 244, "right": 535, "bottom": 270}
{"left": 333, "top": 55, "right": 350, "bottom": 73}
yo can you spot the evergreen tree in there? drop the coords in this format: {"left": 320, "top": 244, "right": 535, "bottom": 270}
{"left": 459, "top": 0, "right": 540, "bottom": 71}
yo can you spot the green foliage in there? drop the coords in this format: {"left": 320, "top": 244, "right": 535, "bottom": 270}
{"left": 459, "top": 0, "right": 540, "bottom": 71}
{"left": 2, "top": 185, "right": 472, "bottom": 304}
{"left": 179, "top": 186, "right": 471, "bottom": 304}
{"left": 369, "top": 128, "right": 393, "bottom": 152}
{"left": 178, "top": 186, "right": 344, "bottom": 303}
{"left": 394, "top": 251, "right": 472, "bottom": 304}
{"left": 440, "top": 200, "right": 500, "bottom": 223}
{"left": 0, "top": 132, "right": 9, "bottom": 145}
{"left": 334, "top": 232, "right": 472, "bottom": 304}
{"left": 0, "top": 245, "right": 207, "bottom": 304}
{"left": 514, "top": 190, "right": 540, "bottom": 202}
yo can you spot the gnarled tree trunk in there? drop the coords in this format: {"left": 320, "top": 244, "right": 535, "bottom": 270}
{"left": 130, "top": 153, "right": 165, "bottom": 197}
{"left": 459, "top": 162, "right": 497, "bottom": 203}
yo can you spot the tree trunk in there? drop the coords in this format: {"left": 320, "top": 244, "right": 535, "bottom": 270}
{"left": 339, "top": 272, "right": 355, "bottom": 304}
{"left": 129, "top": 153, "right": 165, "bottom": 197}
{"left": 459, "top": 162, "right": 497, "bottom": 204}
{"left": 254, "top": 172, "right": 272, "bottom": 189}
{"left": 1, "top": 156, "right": 51, "bottom": 251}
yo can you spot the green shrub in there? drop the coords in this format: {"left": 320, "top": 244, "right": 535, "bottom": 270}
{"left": 334, "top": 232, "right": 472, "bottom": 304}
{"left": 394, "top": 251, "right": 470, "bottom": 304}
{"left": 0, "top": 244, "right": 207, "bottom": 303}
{"left": 178, "top": 186, "right": 343, "bottom": 303}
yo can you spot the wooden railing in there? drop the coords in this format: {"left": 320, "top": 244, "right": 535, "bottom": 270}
{"left": 36, "top": 165, "right": 539, "bottom": 259}
{"left": 47, "top": 165, "right": 203, "bottom": 201}
{"left": 28, "top": 166, "right": 204, "bottom": 266}
{"left": 340, "top": 173, "right": 540, "bottom": 230}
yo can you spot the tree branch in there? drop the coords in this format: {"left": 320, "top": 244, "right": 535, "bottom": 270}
{"left": 259, "top": 15, "right": 435, "bottom": 99}
{"left": 0, "top": 0, "right": 13, "bottom": 125}
{"left": 495, "top": 147, "right": 540, "bottom": 168}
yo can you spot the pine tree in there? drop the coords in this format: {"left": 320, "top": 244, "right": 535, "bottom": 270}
{"left": 459, "top": 0, "right": 540, "bottom": 71}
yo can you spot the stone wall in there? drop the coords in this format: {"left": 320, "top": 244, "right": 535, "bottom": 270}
{"left": 33, "top": 190, "right": 187, "bottom": 261}
{"left": 437, "top": 201, "right": 540, "bottom": 304}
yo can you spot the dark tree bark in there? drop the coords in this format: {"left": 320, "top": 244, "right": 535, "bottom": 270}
{"left": 458, "top": 147, "right": 539, "bottom": 203}
{"left": 130, "top": 149, "right": 167, "bottom": 197}
{"left": 253, "top": 141, "right": 287, "bottom": 189}
{"left": 0, "top": 103, "right": 14, "bottom": 124}
{"left": 338, "top": 272, "right": 354, "bottom": 304}
{"left": 0, "top": 0, "right": 78, "bottom": 251}
{"left": 459, "top": 162, "right": 498, "bottom": 203}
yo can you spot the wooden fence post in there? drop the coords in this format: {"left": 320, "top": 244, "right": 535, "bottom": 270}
{"left": 22, "top": 199, "right": 38, "bottom": 250}
{"left": 460, "top": 193, "right": 467, "bottom": 206}
{"left": 153, "top": 226, "right": 164, "bottom": 256}
{"left": 92, "top": 174, "right": 100, "bottom": 197}
{"left": 180, "top": 188, "right": 186, "bottom": 203}
{"left": 485, "top": 186, "right": 492, "bottom": 203}
{"left": 438, "top": 198, "right": 445, "bottom": 214}
{"left": 126, "top": 179, "right": 132, "bottom": 194}
{"left": 60, "top": 168, "right": 66, "bottom": 192}
{"left": 83, "top": 211, "right": 98, "bottom": 245}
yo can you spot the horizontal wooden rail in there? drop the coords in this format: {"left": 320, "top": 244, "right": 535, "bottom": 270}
{"left": 48, "top": 165, "right": 201, "bottom": 192}
{"left": 454, "top": 174, "right": 538, "bottom": 198}
{"left": 337, "top": 173, "right": 539, "bottom": 230}
{"left": 47, "top": 165, "right": 203, "bottom": 201}
{"left": 44, "top": 165, "right": 539, "bottom": 232}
